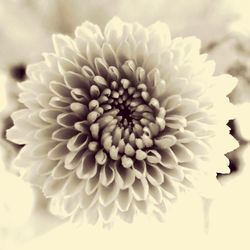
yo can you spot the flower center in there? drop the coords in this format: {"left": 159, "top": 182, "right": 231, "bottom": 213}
{"left": 116, "top": 104, "right": 133, "bottom": 126}
{"left": 86, "top": 76, "right": 167, "bottom": 161}
{"left": 107, "top": 79, "right": 147, "bottom": 129}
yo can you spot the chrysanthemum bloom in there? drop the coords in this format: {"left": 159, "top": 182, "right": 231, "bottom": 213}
{"left": 6, "top": 17, "right": 238, "bottom": 225}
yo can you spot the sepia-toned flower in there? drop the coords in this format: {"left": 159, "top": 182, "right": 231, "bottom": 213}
{"left": 206, "top": 32, "right": 250, "bottom": 104}
{"left": 205, "top": 31, "right": 250, "bottom": 176}
{"left": 0, "top": 72, "right": 24, "bottom": 174}
{"left": 6, "top": 17, "right": 238, "bottom": 225}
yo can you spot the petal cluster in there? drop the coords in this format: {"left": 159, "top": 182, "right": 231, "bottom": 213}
{"left": 7, "top": 17, "right": 238, "bottom": 225}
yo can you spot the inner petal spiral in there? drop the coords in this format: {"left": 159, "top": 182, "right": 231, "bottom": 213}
{"left": 84, "top": 70, "right": 166, "bottom": 165}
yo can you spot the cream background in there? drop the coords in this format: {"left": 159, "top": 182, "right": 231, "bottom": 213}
{"left": 14, "top": 192, "right": 209, "bottom": 250}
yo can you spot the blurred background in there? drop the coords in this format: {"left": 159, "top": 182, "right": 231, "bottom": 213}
{"left": 0, "top": 0, "right": 250, "bottom": 249}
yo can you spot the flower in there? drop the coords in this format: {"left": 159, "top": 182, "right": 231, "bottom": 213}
{"left": 0, "top": 1, "right": 52, "bottom": 71}
{"left": 6, "top": 17, "right": 238, "bottom": 225}
{"left": 113, "top": 0, "right": 237, "bottom": 45}
{"left": 206, "top": 31, "right": 250, "bottom": 104}
{"left": 205, "top": 31, "right": 250, "bottom": 177}
{"left": 21, "top": 0, "right": 238, "bottom": 45}
{"left": 0, "top": 72, "right": 24, "bottom": 174}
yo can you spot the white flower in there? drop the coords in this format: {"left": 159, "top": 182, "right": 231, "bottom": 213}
{"left": 6, "top": 17, "right": 238, "bottom": 225}
{"left": 112, "top": 0, "right": 237, "bottom": 45}
{"left": 0, "top": 1, "right": 51, "bottom": 70}
{"left": 21, "top": 0, "right": 238, "bottom": 45}
{"left": 0, "top": 72, "right": 23, "bottom": 174}
{"left": 206, "top": 32, "right": 250, "bottom": 104}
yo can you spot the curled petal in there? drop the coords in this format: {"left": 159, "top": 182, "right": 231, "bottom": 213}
{"left": 64, "top": 71, "right": 90, "bottom": 89}
{"left": 76, "top": 152, "right": 97, "bottom": 179}
{"left": 63, "top": 194, "right": 81, "bottom": 215}
{"left": 132, "top": 178, "right": 149, "bottom": 200}
{"left": 171, "top": 144, "right": 194, "bottom": 163}
{"left": 43, "top": 176, "right": 66, "bottom": 198}
{"left": 99, "top": 203, "right": 116, "bottom": 223}
{"left": 81, "top": 190, "right": 99, "bottom": 210}
{"left": 67, "top": 133, "right": 89, "bottom": 152}
{"left": 48, "top": 142, "right": 69, "bottom": 160}
{"left": 99, "top": 164, "right": 115, "bottom": 186}
{"left": 99, "top": 181, "right": 119, "bottom": 206}
{"left": 149, "top": 184, "right": 163, "bottom": 204}
{"left": 63, "top": 174, "right": 85, "bottom": 197}
{"left": 85, "top": 175, "right": 99, "bottom": 195}
{"left": 49, "top": 81, "right": 71, "bottom": 97}
{"left": 52, "top": 161, "right": 72, "bottom": 179}
{"left": 147, "top": 165, "right": 164, "bottom": 186}
{"left": 52, "top": 128, "right": 78, "bottom": 141}
{"left": 115, "top": 165, "right": 135, "bottom": 189}
{"left": 37, "top": 159, "right": 58, "bottom": 175}
{"left": 154, "top": 135, "right": 176, "bottom": 149}
{"left": 133, "top": 160, "right": 147, "bottom": 178}
{"left": 164, "top": 165, "right": 185, "bottom": 182}
{"left": 117, "top": 188, "right": 133, "bottom": 212}
{"left": 57, "top": 113, "right": 79, "bottom": 127}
